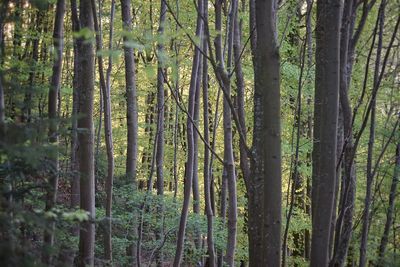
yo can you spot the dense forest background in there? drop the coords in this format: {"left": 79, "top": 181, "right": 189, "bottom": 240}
{"left": 0, "top": 0, "right": 399, "bottom": 266}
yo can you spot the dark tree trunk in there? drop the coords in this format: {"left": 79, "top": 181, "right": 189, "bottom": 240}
{"left": 70, "top": 0, "right": 80, "bottom": 218}
{"left": 0, "top": 0, "right": 8, "bottom": 129}
{"left": 310, "top": 0, "right": 342, "bottom": 266}
{"left": 155, "top": 0, "right": 166, "bottom": 265}
{"left": 252, "top": 0, "right": 282, "bottom": 265}
{"left": 77, "top": 1, "right": 96, "bottom": 265}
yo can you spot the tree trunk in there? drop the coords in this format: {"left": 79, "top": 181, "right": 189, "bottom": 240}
{"left": 377, "top": 143, "right": 400, "bottom": 265}
{"left": 70, "top": 0, "right": 80, "bottom": 221}
{"left": 193, "top": 42, "right": 202, "bottom": 253}
{"left": 173, "top": 0, "right": 203, "bottom": 265}
{"left": 0, "top": 0, "right": 8, "bottom": 130}
{"left": 310, "top": 0, "right": 341, "bottom": 266}
{"left": 77, "top": 1, "right": 96, "bottom": 265}
{"left": 359, "top": 2, "right": 385, "bottom": 266}
{"left": 120, "top": 1, "right": 139, "bottom": 264}
{"left": 121, "top": 0, "right": 138, "bottom": 186}
{"left": 43, "top": 0, "right": 65, "bottom": 263}
{"left": 203, "top": 2, "right": 215, "bottom": 263}
{"left": 211, "top": 1, "right": 239, "bottom": 265}
{"left": 252, "top": 0, "right": 282, "bottom": 266}
{"left": 155, "top": 0, "right": 166, "bottom": 265}
{"left": 93, "top": 0, "right": 116, "bottom": 262}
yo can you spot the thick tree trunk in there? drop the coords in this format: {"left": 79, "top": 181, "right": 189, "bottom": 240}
{"left": 252, "top": 0, "right": 282, "bottom": 266}
{"left": 310, "top": 0, "right": 341, "bottom": 266}
{"left": 77, "top": 1, "right": 96, "bottom": 265}
{"left": 43, "top": 0, "right": 65, "bottom": 263}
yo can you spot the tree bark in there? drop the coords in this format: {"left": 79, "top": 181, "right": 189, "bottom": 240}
{"left": 310, "top": 0, "right": 341, "bottom": 266}
{"left": 77, "top": 1, "right": 96, "bottom": 265}
{"left": 252, "top": 0, "right": 282, "bottom": 266}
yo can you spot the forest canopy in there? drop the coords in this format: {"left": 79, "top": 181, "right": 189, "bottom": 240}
{"left": 0, "top": 0, "right": 399, "bottom": 266}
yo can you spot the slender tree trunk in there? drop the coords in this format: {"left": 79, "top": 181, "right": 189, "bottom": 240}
{"left": 212, "top": 1, "right": 238, "bottom": 265}
{"left": 282, "top": 37, "right": 307, "bottom": 267}
{"left": 193, "top": 43, "right": 202, "bottom": 253}
{"left": 155, "top": 0, "right": 166, "bottom": 265}
{"left": 173, "top": 0, "right": 203, "bottom": 264}
{"left": 203, "top": 2, "right": 215, "bottom": 263}
{"left": 70, "top": 0, "right": 80, "bottom": 218}
{"left": 0, "top": 0, "right": 8, "bottom": 130}
{"left": 121, "top": 1, "right": 139, "bottom": 264}
{"left": 310, "top": 0, "right": 341, "bottom": 266}
{"left": 331, "top": 1, "right": 357, "bottom": 265}
{"left": 253, "top": 0, "right": 282, "bottom": 265}
{"left": 77, "top": 1, "right": 96, "bottom": 265}
{"left": 234, "top": 0, "right": 250, "bottom": 195}
{"left": 173, "top": 21, "right": 180, "bottom": 200}
{"left": 331, "top": 1, "right": 378, "bottom": 265}
{"left": 359, "top": 4, "right": 385, "bottom": 267}
{"left": 121, "top": 0, "right": 138, "bottom": 186}
{"left": 42, "top": 0, "right": 65, "bottom": 263}
{"left": 23, "top": 10, "right": 44, "bottom": 123}
{"left": 377, "top": 143, "right": 400, "bottom": 265}
{"left": 99, "top": 0, "right": 116, "bottom": 262}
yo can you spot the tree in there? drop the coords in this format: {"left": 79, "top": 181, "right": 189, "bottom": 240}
{"left": 120, "top": 0, "right": 139, "bottom": 263}
{"left": 90, "top": 0, "right": 116, "bottom": 261}
{"left": 155, "top": 0, "right": 166, "bottom": 264}
{"left": 121, "top": 0, "right": 138, "bottom": 186}
{"left": 43, "top": 0, "right": 65, "bottom": 263}
{"left": 252, "top": 0, "right": 282, "bottom": 265}
{"left": 378, "top": 143, "right": 400, "bottom": 265}
{"left": 76, "top": 1, "right": 96, "bottom": 265}
{"left": 310, "top": 0, "right": 342, "bottom": 266}
{"left": 173, "top": 0, "right": 203, "bottom": 265}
